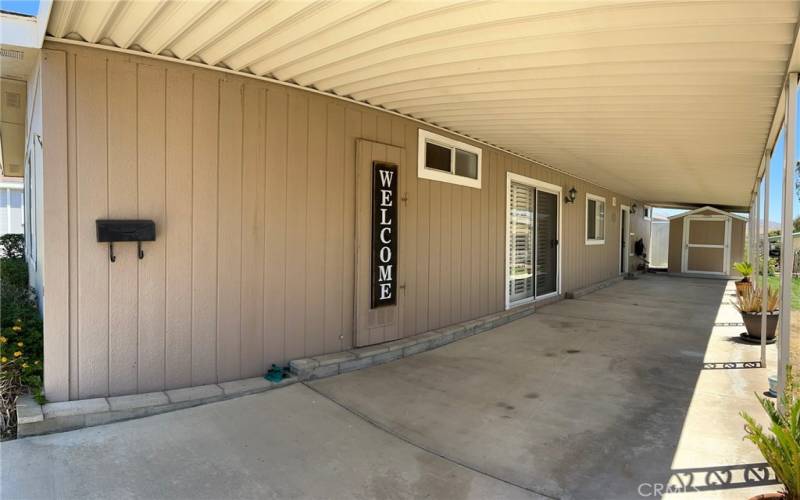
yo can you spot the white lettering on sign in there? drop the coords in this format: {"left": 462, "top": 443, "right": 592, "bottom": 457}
{"left": 372, "top": 163, "right": 398, "bottom": 308}
{"left": 378, "top": 265, "right": 393, "bottom": 281}
{"left": 380, "top": 227, "right": 391, "bottom": 244}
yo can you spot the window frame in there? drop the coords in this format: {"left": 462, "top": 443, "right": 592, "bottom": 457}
{"left": 24, "top": 143, "right": 36, "bottom": 269}
{"left": 417, "top": 129, "right": 482, "bottom": 189}
{"left": 585, "top": 193, "right": 606, "bottom": 245}
{"left": 643, "top": 205, "right": 652, "bottom": 221}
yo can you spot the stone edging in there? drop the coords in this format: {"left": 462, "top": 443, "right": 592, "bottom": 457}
{"left": 16, "top": 376, "right": 296, "bottom": 438}
{"left": 16, "top": 299, "right": 550, "bottom": 438}
{"left": 564, "top": 275, "right": 624, "bottom": 299}
{"left": 289, "top": 301, "right": 540, "bottom": 381}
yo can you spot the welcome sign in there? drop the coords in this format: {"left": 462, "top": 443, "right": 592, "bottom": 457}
{"left": 371, "top": 162, "right": 398, "bottom": 308}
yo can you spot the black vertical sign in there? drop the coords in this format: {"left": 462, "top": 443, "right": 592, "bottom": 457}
{"left": 371, "top": 162, "right": 398, "bottom": 308}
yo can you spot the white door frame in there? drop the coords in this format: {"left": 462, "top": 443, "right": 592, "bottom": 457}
{"left": 505, "top": 172, "right": 562, "bottom": 309}
{"left": 681, "top": 215, "right": 731, "bottom": 275}
{"left": 619, "top": 204, "right": 630, "bottom": 275}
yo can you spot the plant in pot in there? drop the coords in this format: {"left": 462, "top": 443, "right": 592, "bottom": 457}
{"left": 734, "top": 286, "right": 780, "bottom": 342}
{"left": 735, "top": 261, "right": 754, "bottom": 296}
{"left": 740, "top": 366, "right": 800, "bottom": 500}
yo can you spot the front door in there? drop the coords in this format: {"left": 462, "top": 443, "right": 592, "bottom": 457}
{"left": 682, "top": 216, "right": 731, "bottom": 274}
{"left": 355, "top": 139, "right": 405, "bottom": 346}
{"left": 506, "top": 173, "right": 560, "bottom": 308}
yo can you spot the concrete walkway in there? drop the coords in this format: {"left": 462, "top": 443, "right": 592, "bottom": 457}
{"left": 0, "top": 275, "right": 780, "bottom": 499}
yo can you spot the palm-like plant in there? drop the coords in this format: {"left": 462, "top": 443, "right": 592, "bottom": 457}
{"left": 734, "top": 286, "right": 780, "bottom": 314}
{"left": 735, "top": 261, "right": 754, "bottom": 282}
{"left": 741, "top": 367, "right": 800, "bottom": 500}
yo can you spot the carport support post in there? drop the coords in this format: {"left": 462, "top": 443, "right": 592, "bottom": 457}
{"left": 754, "top": 189, "right": 760, "bottom": 263}
{"left": 778, "top": 72, "right": 797, "bottom": 402}
{"left": 749, "top": 197, "right": 757, "bottom": 261}
{"left": 762, "top": 153, "right": 770, "bottom": 367}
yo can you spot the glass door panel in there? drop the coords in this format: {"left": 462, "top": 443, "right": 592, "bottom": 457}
{"left": 536, "top": 190, "right": 558, "bottom": 296}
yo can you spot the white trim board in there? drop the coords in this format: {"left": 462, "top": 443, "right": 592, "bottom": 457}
{"left": 620, "top": 204, "right": 630, "bottom": 274}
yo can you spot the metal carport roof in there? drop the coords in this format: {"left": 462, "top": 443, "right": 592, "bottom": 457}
{"left": 44, "top": 0, "right": 800, "bottom": 209}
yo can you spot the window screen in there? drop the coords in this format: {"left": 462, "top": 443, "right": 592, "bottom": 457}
{"left": 454, "top": 149, "right": 478, "bottom": 179}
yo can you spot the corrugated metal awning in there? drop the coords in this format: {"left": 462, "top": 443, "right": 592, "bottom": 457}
{"left": 45, "top": 1, "right": 800, "bottom": 208}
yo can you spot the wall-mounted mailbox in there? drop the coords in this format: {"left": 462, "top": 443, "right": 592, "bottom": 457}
{"left": 96, "top": 219, "right": 156, "bottom": 262}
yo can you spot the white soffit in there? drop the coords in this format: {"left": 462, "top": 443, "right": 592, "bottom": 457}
{"left": 45, "top": 0, "right": 800, "bottom": 208}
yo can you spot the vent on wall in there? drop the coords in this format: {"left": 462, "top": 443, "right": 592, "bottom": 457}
{"left": 5, "top": 91, "right": 20, "bottom": 108}
{"left": 0, "top": 48, "right": 23, "bottom": 60}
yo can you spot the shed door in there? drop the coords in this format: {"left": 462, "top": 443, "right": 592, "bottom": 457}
{"left": 682, "top": 216, "right": 731, "bottom": 274}
{"left": 355, "top": 139, "right": 405, "bottom": 347}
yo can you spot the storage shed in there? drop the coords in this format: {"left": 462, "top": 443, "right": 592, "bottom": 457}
{"left": 667, "top": 207, "right": 747, "bottom": 276}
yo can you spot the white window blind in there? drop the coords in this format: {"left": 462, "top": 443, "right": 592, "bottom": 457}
{"left": 507, "top": 181, "right": 535, "bottom": 303}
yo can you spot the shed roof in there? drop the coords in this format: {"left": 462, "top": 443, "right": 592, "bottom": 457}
{"left": 41, "top": 1, "right": 800, "bottom": 209}
{"left": 667, "top": 206, "right": 748, "bottom": 221}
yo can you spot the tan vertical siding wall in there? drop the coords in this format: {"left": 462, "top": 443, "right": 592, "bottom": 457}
{"left": 42, "top": 44, "right": 649, "bottom": 400}
{"left": 729, "top": 218, "right": 746, "bottom": 275}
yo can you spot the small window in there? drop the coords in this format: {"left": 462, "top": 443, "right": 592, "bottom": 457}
{"left": 418, "top": 129, "right": 481, "bottom": 188}
{"left": 643, "top": 205, "right": 652, "bottom": 220}
{"left": 586, "top": 193, "right": 605, "bottom": 245}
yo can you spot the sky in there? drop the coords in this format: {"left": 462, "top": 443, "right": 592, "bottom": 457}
{"left": 0, "top": 0, "right": 39, "bottom": 16}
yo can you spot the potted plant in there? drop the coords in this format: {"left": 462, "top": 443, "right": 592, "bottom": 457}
{"left": 734, "top": 286, "right": 779, "bottom": 341}
{"left": 740, "top": 366, "right": 799, "bottom": 500}
{"left": 735, "top": 261, "right": 754, "bottom": 296}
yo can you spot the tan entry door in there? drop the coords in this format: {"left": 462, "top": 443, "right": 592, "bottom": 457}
{"left": 355, "top": 139, "right": 405, "bottom": 347}
{"left": 682, "top": 215, "right": 731, "bottom": 274}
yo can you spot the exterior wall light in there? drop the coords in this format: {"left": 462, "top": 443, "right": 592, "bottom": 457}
{"left": 630, "top": 203, "right": 637, "bottom": 214}
{"left": 565, "top": 187, "right": 577, "bottom": 204}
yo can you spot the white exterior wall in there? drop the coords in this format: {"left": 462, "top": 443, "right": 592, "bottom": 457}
{"left": 0, "top": 182, "right": 24, "bottom": 235}
{"left": 649, "top": 221, "right": 670, "bottom": 269}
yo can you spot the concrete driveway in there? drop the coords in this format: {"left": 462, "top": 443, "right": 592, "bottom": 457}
{"left": 1, "top": 275, "right": 779, "bottom": 499}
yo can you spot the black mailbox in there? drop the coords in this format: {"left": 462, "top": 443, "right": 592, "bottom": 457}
{"left": 96, "top": 219, "right": 156, "bottom": 262}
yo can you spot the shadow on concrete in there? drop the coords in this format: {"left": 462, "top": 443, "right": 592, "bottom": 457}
{"left": 703, "top": 361, "right": 762, "bottom": 369}
{"left": 667, "top": 462, "right": 778, "bottom": 492}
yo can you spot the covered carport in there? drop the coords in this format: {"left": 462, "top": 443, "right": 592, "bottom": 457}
{"left": 25, "top": 0, "right": 800, "bottom": 400}
{"left": 2, "top": 1, "right": 800, "bottom": 499}
{"left": 39, "top": 0, "right": 800, "bottom": 383}
{"left": 1, "top": 275, "right": 780, "bottom": 499}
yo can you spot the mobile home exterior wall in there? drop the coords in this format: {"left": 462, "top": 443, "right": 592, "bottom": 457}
{"left": 36, "top": 43, "right": 649, "bottom": 401}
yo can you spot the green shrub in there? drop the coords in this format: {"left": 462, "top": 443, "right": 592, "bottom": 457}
{"left": 734, "top": 261, "right": 754, "bottom": 280}
{"left": 0, "top": 234, "right": 24, "bottom": 259}
{"left": 741, "top": 367, "right": 800, "bottom": 500}
{"left": 0, "top": 240, "right": 44, "bottom": 438}
{"left": 1, "top": 258, "right": 28, "bottom": 290}
{"left": 758, "top": 256, "right": 778, "bottom": 277}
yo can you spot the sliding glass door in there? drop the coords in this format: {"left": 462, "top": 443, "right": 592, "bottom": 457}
{"left": 536, "top": 190, "right": 558, "bottom": 296}
{"left": 506, "top": 174, "right": 560, "bottom": 307}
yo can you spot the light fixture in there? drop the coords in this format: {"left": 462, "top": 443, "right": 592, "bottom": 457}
{"left": 630, "top": 203, "right": 637, "bottom": 214}
{"left": 565, "top": 187, "right": 577, "bottom": 204}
